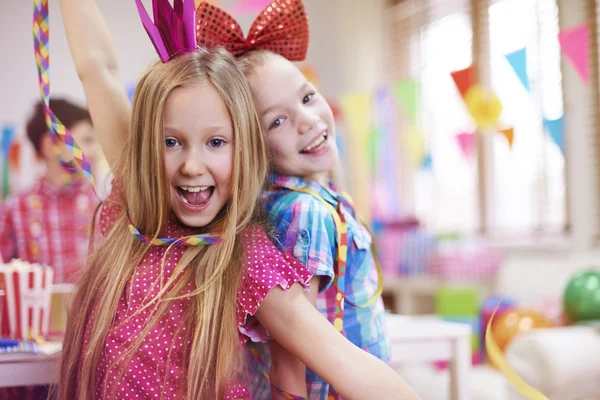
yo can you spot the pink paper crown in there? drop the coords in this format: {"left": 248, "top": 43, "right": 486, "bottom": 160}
{"left": 135, "top": 0, "right": 198, "bottom": 62}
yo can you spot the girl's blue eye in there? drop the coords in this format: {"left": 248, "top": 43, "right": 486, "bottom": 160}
{"left": 270, "top": 118, "right": 284, "bottom": 129}
{"left": 165, "top": 138, "right": 179, "bottom": 148}
{"left": 303, "top": 93, "right": 315, "bottom": 104}
{"left": 209, "top": 138, "right": 225, "bottom": 148}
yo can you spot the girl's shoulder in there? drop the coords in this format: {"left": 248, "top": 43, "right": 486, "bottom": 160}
{"left": 235, "top": 224, "right": 312, "bottom": 342}
{"left": 97, "top": 179, "right": 124, "bottom": 237}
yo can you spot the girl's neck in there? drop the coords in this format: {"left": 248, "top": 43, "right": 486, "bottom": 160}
{"left": 306, "top": 172, "right": 329, "bottom": 187}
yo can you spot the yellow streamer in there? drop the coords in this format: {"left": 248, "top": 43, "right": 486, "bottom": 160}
{"left": 485, "top": 305, "right": 549, "bottom": 400}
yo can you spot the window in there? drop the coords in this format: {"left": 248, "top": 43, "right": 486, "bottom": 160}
{"left": 386, "top": 0, "right": 567, "bottom": 237}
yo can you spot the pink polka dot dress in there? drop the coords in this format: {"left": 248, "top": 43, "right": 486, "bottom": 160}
{"left": 86, "top": 186, "right": 312, "bottom": 399}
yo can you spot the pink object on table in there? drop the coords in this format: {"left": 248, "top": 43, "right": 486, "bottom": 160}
{"left": 430, "top": 245, "right": 502, "bottom": 281}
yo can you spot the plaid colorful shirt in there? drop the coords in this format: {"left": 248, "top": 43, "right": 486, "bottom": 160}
{"left": 0, "top": 177, "right": 98, "bottom": 283}
{"left": 250, "top": 174, "right": 390, "bottom": 400}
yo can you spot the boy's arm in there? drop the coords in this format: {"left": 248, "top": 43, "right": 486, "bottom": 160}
{"left": 59, "top": 0, "right": 131, "bottom": 168}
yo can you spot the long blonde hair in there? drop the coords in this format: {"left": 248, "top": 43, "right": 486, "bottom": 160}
{"left": 58, "top": 47, "right": 267, "bottom": 399}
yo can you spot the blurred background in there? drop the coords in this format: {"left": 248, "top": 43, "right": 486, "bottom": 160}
{"left": 2, "top": 0, "right": 600, "bottom": 399}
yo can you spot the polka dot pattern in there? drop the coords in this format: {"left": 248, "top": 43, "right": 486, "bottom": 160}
{"left": 85, "top": 185, "right": 312, "bottom": 399}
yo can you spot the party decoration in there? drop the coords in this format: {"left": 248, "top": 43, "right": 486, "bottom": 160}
{"left": 196, "top": 0, "right": 309, "bottom": 61}
{"left": 544, "top": 116, "right": 564, "bottom": 152}
{"left": 505, "top": 48, "right": 530, "bottom": 91}
{"left": 393, "top": 79, "right": 420, "bottom": 124}
{"left": 367, "top": 129, "right": 381, "bottom": 172}
{"left": 1, "top": 124, "right": 16, "bottom": 199}
{"left": 135, "top": 0, "right": 197, "bottom": 63}
{"left": 128, "top": 219, "right": 223, "bottom": 246}
{"left": 8, "top": 141, "right": 21, "bottom": 171}
{"left": 486, "top": 306, "right": 550, "bottom": 400}
{"left": 464, "top": 84, "right": 503, "bottom": 129}
{"left": 126, "top": 81, "right": 137, "bottom": 104}
{"left": 340, "top": 92, "right": 372, "bottom": 218}
{"left": 563, "top": 270, "right": 600, "bottom": 322}
{"left": 374, "top": 86, "right": 402, "bottom": 217}
{"left": 340, "top": 93, "right": 371, "bottom": 137}
{"left": 499, "top": 127, "right": 514, "bottom": 148}
{"left": 33, "top": 0, "right": 95, "bottom": 186}
{"left": 1, "top": 124, "right": 16, "bottom": 156}
{"left": 1, "top": 260, "right": 54, "bottom": 341}
{"left": 490, "top": 308, "right": 553, "bottom": 352}
{"left": 558, "top": 23, "right": 589, "bottom": 84}
{"left": 455, "top": 131, "right": 476, "bottom": 159}
{"left": 402, "top": 128, "right": 426, "bottom": 166}
{"left": 481, "top": 296, "right": 516, "bottom": 355}
{"left": 421, "top": 153, "right": 432, "bottom": 170}
{"left": 450, "top": 65, "right": 476, "bottom": 98}
{"left": 231, "top": 0, "right": 274, "bottom": 14}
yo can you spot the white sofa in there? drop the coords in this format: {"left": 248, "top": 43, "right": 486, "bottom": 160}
{"left": 396, "top": 250, "right": 600, "bottom": 400}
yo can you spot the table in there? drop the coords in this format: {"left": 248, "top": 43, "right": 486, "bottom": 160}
{"left": 386, "top": 313, "right": 472, "bottom": 400}
{"left": 383, "top": 275, "right": 495, "bottom": 315}
{"left": 0, "top": 344, "right": 61, "bottom": 388}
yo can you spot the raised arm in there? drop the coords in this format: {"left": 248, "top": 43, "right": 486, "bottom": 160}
{"left": 257, "top": 284, "right": 421, "bottom": 400}
{"left": 59, "top": 0, "right": 131, "bottom": 167}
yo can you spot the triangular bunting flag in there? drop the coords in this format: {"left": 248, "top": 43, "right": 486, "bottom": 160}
{"left": 421, "top": 153, "right": 433, "bottom": 170}
{"left": 393, "top": 79, "right": 420, "bottom": 124}
{"left": 558, "top": 24, "right": 589, "bottom": 84}
{"left": 544, "top": 117, "right": 565, "bottom": 152}
{"left": 451, "top": 66, "right": 476, "bottom": 98}
{"left": 401, "top": 128, "right": 426, "bottom": 166}
{"left": 340, "top": 93, "right": 372, "bottom": 136}
{"left": 1, "top": 124, "right": 16, "bottom": 156}
{"left": 456, "top": 132, "right": 476, "bottom": 158}
{"left": 367, "top": 129, "right": 382, "bottom": 171}
{"left": 499, "top": 127, "right": 515, "bottom": 148}
{"left": 505, "top": 48, "right": 530, "bottom": 91}
{"left": 8, "top": 140, "right": 21, "bottom": 171}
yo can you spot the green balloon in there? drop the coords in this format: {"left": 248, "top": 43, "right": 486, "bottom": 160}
{"left": 563, "top": 270, "right": 600, "bottom": 322}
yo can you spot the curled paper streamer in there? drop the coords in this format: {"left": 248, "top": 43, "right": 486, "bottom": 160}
{"left": 485, "top": 304, "right": 550, "bottom": 400}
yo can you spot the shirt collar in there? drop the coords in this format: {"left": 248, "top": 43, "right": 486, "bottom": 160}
{"left": 268, "top": 173, "right": 339, "bottom": 205}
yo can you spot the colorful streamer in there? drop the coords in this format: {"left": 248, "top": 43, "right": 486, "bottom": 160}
{"left": 486, "top": 304, "right": 550, "bottom": 400}
{"left": 33, "top": 0, "right": 95, "bottom": 186}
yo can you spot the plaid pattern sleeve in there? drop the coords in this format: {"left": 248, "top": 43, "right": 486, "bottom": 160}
{"left": 0, "top": 198, "right": 17, "bottom": 262}
{"left": 266, "top": 191, "right": 336, "bottom": 292}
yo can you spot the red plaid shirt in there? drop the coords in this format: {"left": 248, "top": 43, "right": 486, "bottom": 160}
{"left": 0, "top": 178, "right": 98, "bottom": 283}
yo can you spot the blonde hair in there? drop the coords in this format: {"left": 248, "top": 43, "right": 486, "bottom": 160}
{"left": 58, "top": 48, "right": 267, "bottom": 399}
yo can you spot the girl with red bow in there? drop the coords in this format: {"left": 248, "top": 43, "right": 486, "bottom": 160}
{"left": 195, "top": 1, "right": 405, "bottom": 399}
{"left": 54, "top": 0, "right": 419, "bottom": 399}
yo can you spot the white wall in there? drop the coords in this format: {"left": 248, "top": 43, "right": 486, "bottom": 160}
{"left": 1, "top": 0, "right": 371, "bottom": 190}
